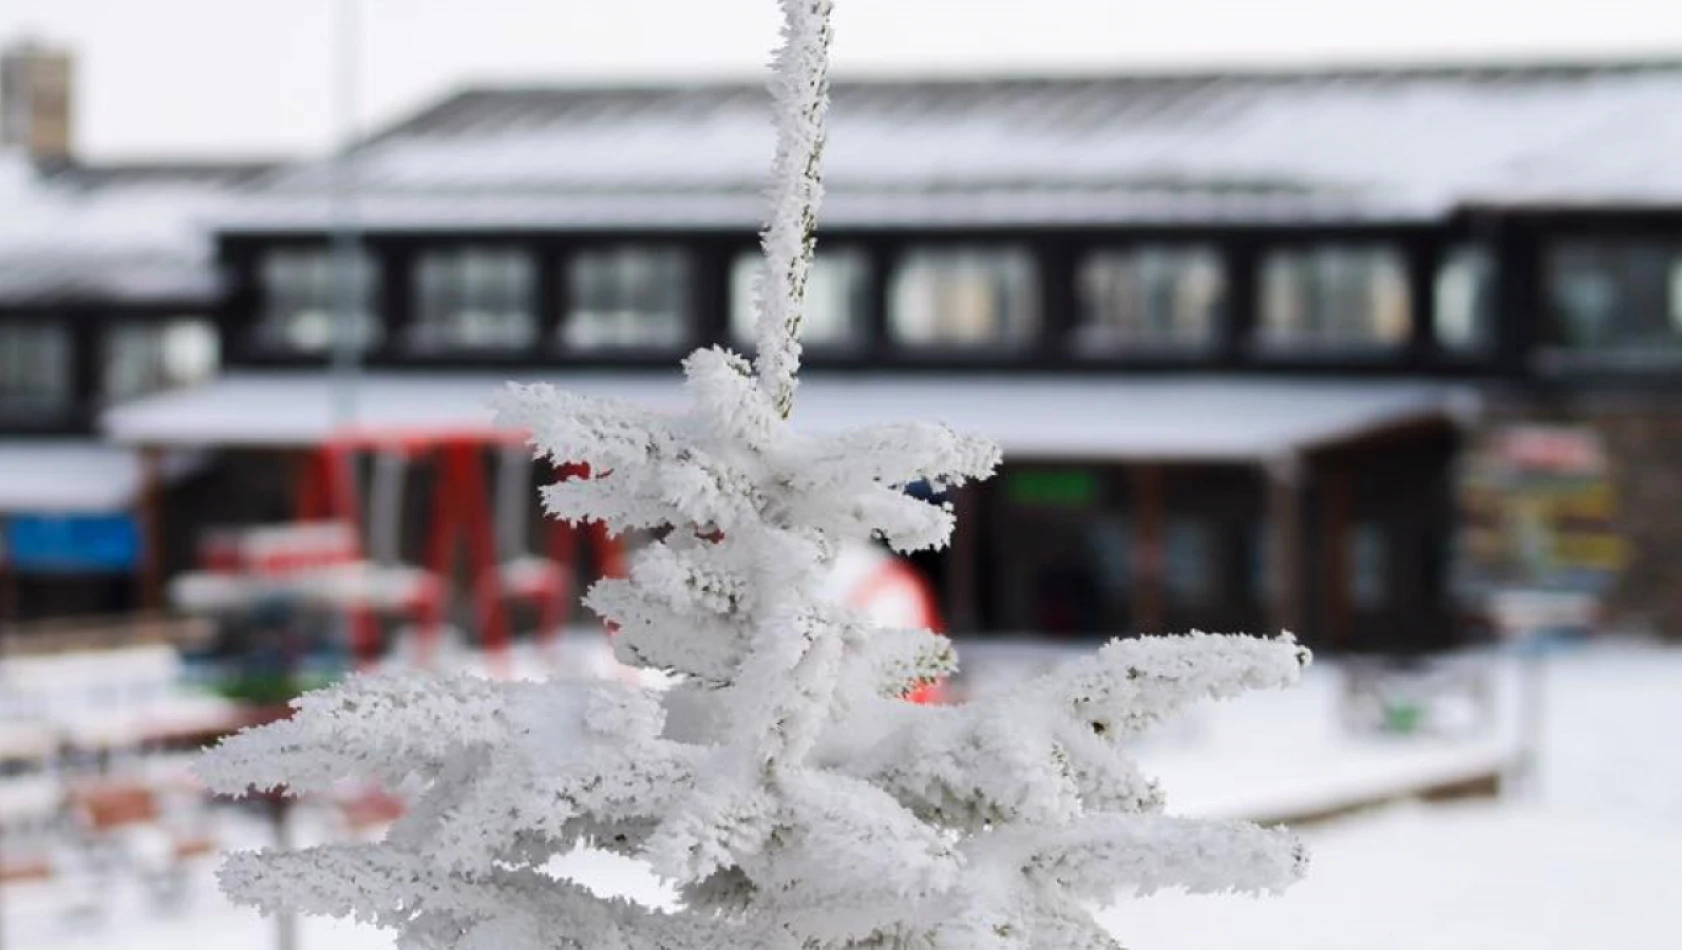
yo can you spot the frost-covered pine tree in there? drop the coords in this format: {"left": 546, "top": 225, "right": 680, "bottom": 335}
{"left": 198, "top": 2, "right": 1311, "bottom": 946}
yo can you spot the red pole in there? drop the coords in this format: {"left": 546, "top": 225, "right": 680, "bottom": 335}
{"left": 322, "top": 440, "right": 380, "bottom": 668}
{"left": 422, "top": 444, "right": 459, "bottom": 668}
{"left": 426, "top": 441, "right": 508, "bottom": 669}
{"left": 545, "top": 519, "right": 578, "bottom": 649}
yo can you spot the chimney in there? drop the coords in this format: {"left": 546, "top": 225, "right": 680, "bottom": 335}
{"left": 1, "top": 39, "right": 73, "bottom": 162}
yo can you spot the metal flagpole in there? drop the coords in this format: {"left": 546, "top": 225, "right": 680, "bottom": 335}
{"left": 329, "top": 0, "right": 363, "bottom": 430}
{"left": 270, "top": 6, "right": 363, "bottom": 950}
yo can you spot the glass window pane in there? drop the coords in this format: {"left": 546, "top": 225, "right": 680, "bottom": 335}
{"left": 1164, "top": 518, "right": 1213, "bottom": 605}
{"left": 1352, "top": 521, "right": 1388, "bottom": 609}
{"left": 104, "top": 318, "right": 220, "bottom": 403}
{"left": 1435, "top": 245, "right": 1495, "bottom": 354}
{"left": 256, "top": 247, "right": 381, "bottom": 353}
{"left": 1546, "top": 239, "right": 1682, "bottom": 363}
{"left": 563, "top": 246, "right": 692, "bottom": 352}
{"left": 1075, "top": 245, "right": 1225, "bottom": 354}
{"left": 409, "top": 246, "right": 536, "bottom": 352}
{"left": 729, "top": 248, "right": 870, "bottom": 352}
{"left": 1258, "top": 245, "right": 1412, "bottom": 352}
{"left": 0, "top": 321, "right": 71, "bottom": 416}
{"left": 890, "top": 246, "right": 1039, "bottom": 350}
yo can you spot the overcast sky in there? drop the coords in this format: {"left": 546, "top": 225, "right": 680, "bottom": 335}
{"left": 3, "top": 0, "right": 1680, "bottom": 160}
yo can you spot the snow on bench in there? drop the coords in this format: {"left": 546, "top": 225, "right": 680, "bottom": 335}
{"left": 0, "top": 643, "right": 241, "bottom": 752}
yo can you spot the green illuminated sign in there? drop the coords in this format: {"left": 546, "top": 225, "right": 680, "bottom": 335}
{"left": 1006, "top": 469, "right": 1099, "bottom": 508}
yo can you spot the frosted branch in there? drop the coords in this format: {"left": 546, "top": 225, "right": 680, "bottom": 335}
{"left": 203, "top": 2, "right": 1313, "bottom": 946}
{"left": 753, "top": 0, "right": 834, "bottom": 418}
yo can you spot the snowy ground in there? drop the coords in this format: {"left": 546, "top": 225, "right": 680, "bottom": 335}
{"left": 1099, "top": 638, "right": 1682, "bottom": 950}
{"left": 4, "top": 637, "right": 1678, "bottom": 949}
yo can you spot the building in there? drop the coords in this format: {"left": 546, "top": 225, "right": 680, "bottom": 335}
{"left": 0, "top": 150, "right": 271, "bottom": 619}
{"left": 15, "top": 58, "right": 1682, "bottom": 650}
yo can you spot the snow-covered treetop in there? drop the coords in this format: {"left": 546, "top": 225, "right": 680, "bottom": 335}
{"left": 198, "top": 2, "right": 1310, "bottom": 947}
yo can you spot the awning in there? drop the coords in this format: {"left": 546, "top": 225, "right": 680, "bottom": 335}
{"left": 103, "top": 371, "right": 1478, "bottom": 463}
{"left": 0, "top": 441, "right": 207, "bottom": 514}
{"left": 0, "top": 442, "right": 145, "bottom": 514}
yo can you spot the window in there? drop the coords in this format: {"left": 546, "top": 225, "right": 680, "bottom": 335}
{"left": 1435, "top": 245, "right": 1495, "bottom": 354}
{"left": 729, "top": 248, "right": 870, "bottom": 352}
{"left": 1258, "top": 245, "right": 1412, "bottom": 352}
{"left": 1249, "top": 520, "right": 1273, "bottom": 603}
{"left": 1163, "top": 519, "right": 1213, "bottom": 604}
{"left": 104, "top": 319, "right": 219, "bottom": 402}
{"left": 1075, "top": 246, "right": 1225, "bottom": 353}
{"left": 0, "top": 321, "right": 71, "bottom": 416}
{"left": 1546, "top": 240, "right": 1682, "bottom": 364}
{"left": 563, "top": 246, "right": 691, "bottom": 352}
{"left": 410, "top": 246, "right": 536, "bottom": 352}
{"left": 890, "top": 246, "right": 1039, "bottom": 350}
{"left": 255, "top": 247, "right": 381, "bottom": 354}
{"left": 1351, "top": 521, "right": 1389, "bottom": 609}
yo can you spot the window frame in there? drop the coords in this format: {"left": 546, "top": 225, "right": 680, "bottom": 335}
{"left": 727, "top": 243, "right": 875, "bottom": 356}
{"left": 100, "top": 316, "right": 220, "bottom": 405}
{"left": 0, "top": 318, "right": 75, "bottom": 420}
{"left": 1071, "top": 242, "right": 1230, "bottom": 358}
{"left": 886, "top": 242, "right": 1043, "bottom": 356}
{"left": 249, "top": 244, "right": 384, "bottom": 357}
{"left": 1539, "top": 235, "right": 1682, "bottom": 372}
{"left": 406, "top": 243, "right": 539, "bottom": 355}
{"left": 557, "top": 242, "right": 696, "bottom": 357}
{"left": 1252, "top": 241, "right": 1416, "bottom": 359}
{"left": 1432, "top": 243, "right": 1498, "bottom": 359}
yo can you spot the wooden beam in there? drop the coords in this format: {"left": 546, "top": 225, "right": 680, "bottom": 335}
{"left": 945, "top": 483, "right": 980, "bottom": 634}
{"left": 0, "top": 516, "right": 16, "bottom": 631}
{"left": 1132, "top": 464, "right": 1166, "bottom": 634}
{"left": 1265, "top": 454, "right": 1303, "bottom": 637}
{"left": 136, "top": 446, "right": 165, "bottom": 613}
{"left": 1299, "top": 411, "right": 1458, "bottom": 458}
{"left": 1320, "top": 460, "right": 1353, "bottom": 651}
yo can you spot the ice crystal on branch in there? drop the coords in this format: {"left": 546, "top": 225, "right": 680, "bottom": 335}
{"left": 198, "top": 1, "right": 1310, "bottom": 946}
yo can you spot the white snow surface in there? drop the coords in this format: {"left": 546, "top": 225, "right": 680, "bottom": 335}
{"left": 7, "top": 638, "right": 1675, "bottom": 949}
{"left": 0, "top": 152, "right": 248, "bottom": 304}
{"left": 102, "top": 370, "right": 1473, "bottom": 462}
{"left": 220, "top": 66, "right": 1682, "bottom": 230}
{"left": 0, "top": 441, "right": 205, "bottom": 513}
{"left": 0, "top": 441, "right": 145, "bottom": 513}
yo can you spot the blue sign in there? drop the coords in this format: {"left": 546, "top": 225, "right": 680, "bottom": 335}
{"left": 3, "top": 514, "right": 142, "bottom": 573}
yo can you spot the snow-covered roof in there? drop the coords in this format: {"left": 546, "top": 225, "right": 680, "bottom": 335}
{"left": 218, "top": 60, "right": 1682, "bottom": 232}
{"left": 101, "top": 371, "right": 1475, "bottom": 462}
{"left": 0, "top": 441, "right": 144, "bottom": 513}
{"left": 0, "top": 154, "right": 273, "bottom": 305}
{"left": 0, "top": 439, "right": 206, "bottom": 513}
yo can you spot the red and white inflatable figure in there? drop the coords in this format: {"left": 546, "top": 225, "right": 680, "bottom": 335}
{"left": 822, "top": 542, "right": 946, "bottom": 703}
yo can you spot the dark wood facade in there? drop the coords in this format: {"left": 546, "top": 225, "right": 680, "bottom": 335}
{"left": 6, "top": 203, "right": 1674, "bottom": 648}
{"left": 193, "top": 210, "right": 1682, "bottom": 655}
{"left": 0, "top": 299, "right": 216, "bottom": 436}
{"left": 13, "top": 67, "right": 1682, "bottom": 645}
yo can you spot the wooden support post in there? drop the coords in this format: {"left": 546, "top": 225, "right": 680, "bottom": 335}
{"left": 266, "top": 791, "right": 298, "bottom": 950}
{"left": 0, "top": 516, "right": 16, "bottom": 631}
{"left": 1132, "top": 465, "right": 1166, "bottom": 635}
{"left": 137, "top": 446, "right": 165, "bottom": 613}
{"left": 1321, "top": 460, "right": 1353, "bottom": 652}
{"left": 945, "top": 483, "right": 980, "bottom": 635}
{"left": 1265, "top": 454, "right": 1303, "bottom": 637}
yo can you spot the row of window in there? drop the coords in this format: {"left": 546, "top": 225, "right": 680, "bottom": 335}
{"left": 0, "top": 319, "right": 219, "bottom": 416}
{"left": 6, "top": 237, "right": 1677, "bottom": 416}
{"left": 253, "top": 242, "right": 1503, "bottom": 358}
